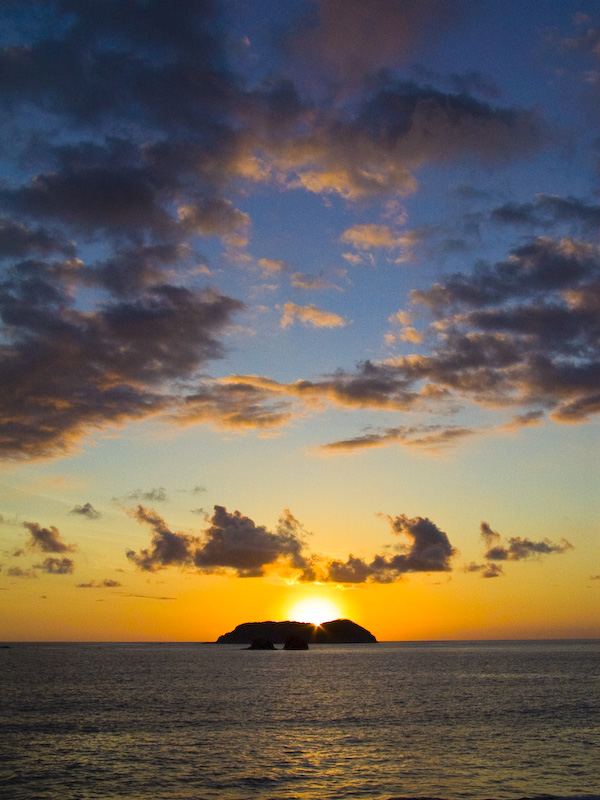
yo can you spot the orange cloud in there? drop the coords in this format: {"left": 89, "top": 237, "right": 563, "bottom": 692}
{"left": 280, "top": 302, "right": 347, "bottom": 329}
{"left": 341, "top": 224, "right": 420, "bottom": 250}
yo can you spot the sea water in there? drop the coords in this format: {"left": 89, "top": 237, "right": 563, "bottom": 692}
{"left": 0, "top": 640, "right": 598, "bottom": 800}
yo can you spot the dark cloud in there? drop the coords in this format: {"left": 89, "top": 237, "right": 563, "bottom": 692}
{"left": 126, "top": 505, "right": 195, "bottom": 571}
{"left": 411, "top": 237, "right": 598, "bottom": 310}
{"left": 23, "top": 521, "right": 75, "bottom": 553}
{"left": 491, "top": 194, "right": 600, "bottom": 231}
{"left": 125, "top": 501, "right": 456, "bottom": 584}
{"left": 2, "top": 163, "right": 175, "bottom": 237}
{"left": 178, "top": 198, "right": 250, "bottom": 244}
{"left": 0, "top": 0, "right": 234, "bottom": 128}
{"left": 126, "top": 504, "right": 310, "bottom": 577}
{"left": 208, "top": 231, "right": 600, "bottom": 437}
{"left": 33, "top": 556, "right": 75, "bottom": 574}
{"left": 7, "top": 566, "right": 37, "bottom": 578}
{"left": 85, "top": 244, "right": 196, "bottom": 298}
{"left": 320, "top": 424, "right": 478, "bottom": 453}
{"left": 398, "top": 237, "right": 600, "bottom": 422}
{"left": 0, "top": 277, "right": 244, "bottom": 459}
{"left": 0, "top": 1, "right": 250, "bottom": 461}
{"left": 320, "top": 513, "right": 455, "bottom": 584}
{"left": 480, "top": 521, "right": 573, "bottom": 561}
{"left": 177, "top": 380, "right": 294, "bottom": 430}
{"left": 194, "top": 506, "right": 308, "bottom": 577}
{"left": 389, "top": 513, "right": 456, "bottom": 571}
{"left": 0, "top": 0, "right": 553, "bottom": 465}
{"left": 76, "top": 578, "right": 122, "bottom": 588}
{"left": 259, "top": 80, "right": 542, "bottom": 201}
{"left": 482, "top": 562, "right": 503, "bottom": 578}
{"left": 464, "top": 561, "right": 504, "bottom": 578}
{"left": 0, "top": 218, "right": 75, "bottom": 259}
{"left": 70, "top": 502, "right": 101, "bottom": 519}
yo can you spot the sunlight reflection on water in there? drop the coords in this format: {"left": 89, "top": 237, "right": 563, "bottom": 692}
{"left": 0, "top": 641, "right": 598, "bottom": 800}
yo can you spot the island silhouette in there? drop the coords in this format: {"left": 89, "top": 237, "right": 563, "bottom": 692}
{"left": 216, "top": 618, "right": 377, "bottom": 646}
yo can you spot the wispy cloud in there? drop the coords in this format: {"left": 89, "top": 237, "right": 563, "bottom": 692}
{"left": 70, "top": 502, "right": 101, "bottom": 519}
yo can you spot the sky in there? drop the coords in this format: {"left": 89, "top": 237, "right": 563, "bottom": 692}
{"left": 0, "top": 0, "right": 598, "bottom": 642}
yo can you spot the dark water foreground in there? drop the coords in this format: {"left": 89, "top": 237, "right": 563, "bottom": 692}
{"left": 0, "top": 640, "right": 598, "bottom": 800}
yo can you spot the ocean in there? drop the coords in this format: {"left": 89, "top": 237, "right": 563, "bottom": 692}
{"left": 0, "top": 640, "right": 598, "bottom": 800}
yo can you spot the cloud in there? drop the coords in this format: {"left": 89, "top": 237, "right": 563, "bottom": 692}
{"left": 85, "top": 244, "right": 197, "bottom": 298}
{"left": 176, "top": 379, "right": 294, "bottom": 430}
{"left": 341, "top": 224, "right": 420, "bottom": 251}
{"left": 126, "top": 506, "right": 195, "bottom": 571}
{"left": 126, "top": 504, "right": 310, "bottom": 577}
{"left": 70, "top": 502, "right": 101, "bottom": 519}
{"left": 491, "top": 194, "right": 600, "bottom": 231}
{"left": 319, "top": 424, "right": 478, "bottom": 454}
{"left": 270, "top": 78, "right": 541, "bottom": 201}
{"left": 178, "top": 199, "right": 250, "bottom": 246}
{"left": 319, "top": 513, "right": 456, "bottom": 584}
{"left": 76, "top": 579, "right": 122, "bottom": 588}
{"left": 121, "top": 594, "right": 177, "bottom": 601}
{"left": 464, "top": 561, "right": 504, "bottom": 578}
{"left": 392, "top": 236, "right": 600, "bottom": 422}
{"left": 286, "top": 0, "right": 472, "bottom": 83}
{"left": 289, "top": 272, "right": 340, "bottom": 291}
{"left": 0, "top": 218, "right": 75, "bottom": 259}
{"left": 118, "top": 488, "right": 169, "bottom": 504}
{"left": 256, "top": 257, "right": 341, "bottom": 291}
{"left": 258, "top": 258, "right": 288, "bottom": 275}
{"left": 223, "top": 364, "right": 428, "bottom": 414}
{"left": 23, "top": 521, "right": 76, "bottom": 553}
{"left": 126, "top": 501, "right": 456, "bottom": 585}
{"left": 480, "top": 521, "right": 573, "bottom": 561}
{"left": 501, "top": 411, "right": 545, "bottom": 430}
{"left": 280, "top": 302, "right": 346, "bottom": 329}
{"left": 0, "top": 279, "right": 244, "bottom": 459}
{"left": 562, "top": 24, "right": 600, "bottom": 57}
{"left": 193, "top": 506, "right": 309, "bottom": 577}
{"left": 0, "top": 1, "right": 553, "bottom": 463}
{"left": 198, "top": 239, "right": 600, "bottom": 444}
{"left": 7, "top": 566, "right": 37, "bottom": 578}
{"left": 2, "top": 164, "right": 175, "bottom": 237}
{"left": 33, "top": 557, "right": 75, "bottom": 574}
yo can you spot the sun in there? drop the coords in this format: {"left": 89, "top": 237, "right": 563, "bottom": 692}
{"left": 288, "top": 597, "right": 342, "bottom": 626}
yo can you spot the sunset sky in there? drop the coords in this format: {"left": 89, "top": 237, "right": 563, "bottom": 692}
{"left": 1, "top": 0, "right": 598, "bottom": 642}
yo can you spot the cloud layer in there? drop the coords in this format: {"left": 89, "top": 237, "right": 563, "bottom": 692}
{"left": 0, "top": 1, "right": 556, "bottom": 460}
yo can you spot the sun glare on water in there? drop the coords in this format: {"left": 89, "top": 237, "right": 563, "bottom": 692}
{"left": 288, "top": 598, "right": 342, "bottom": 626}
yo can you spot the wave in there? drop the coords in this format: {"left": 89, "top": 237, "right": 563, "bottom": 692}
{"left": 386, "top": 796, "right": 600, "bottom": 800}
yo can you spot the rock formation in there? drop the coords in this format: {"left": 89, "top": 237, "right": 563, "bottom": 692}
{"left": 216, "top": 618, "right": 377, "bottom": 645}
{"left": 247, "top": 638, "right": 276, "bottom": 650}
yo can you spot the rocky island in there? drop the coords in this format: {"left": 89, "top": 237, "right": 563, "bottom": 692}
{"left": 216, "top": 618, "right": 377, "bottom": 645}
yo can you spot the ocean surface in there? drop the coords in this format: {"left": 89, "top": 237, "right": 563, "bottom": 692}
{"left": 0, "top": 640, "right": 598, "bottom": 800}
